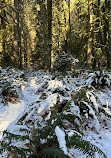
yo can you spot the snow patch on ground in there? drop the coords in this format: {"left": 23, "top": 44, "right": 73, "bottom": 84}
{"left": 85, "top": 128, "right": 111, "bottom": 158}
{"left": 1, "top": 70, "right": 111, "bottom": 158}
{"left": 55, "top": 126, "right": 68, "bottom": 155}
{"left": 0, "top": 100, "right": 25, "bottom": 139}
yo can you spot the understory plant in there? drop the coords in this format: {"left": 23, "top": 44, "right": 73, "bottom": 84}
{"left": 0, "top": 69, "right": 111, "bottom": 157}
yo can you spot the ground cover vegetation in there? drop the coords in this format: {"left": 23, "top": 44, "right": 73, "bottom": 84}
{"left": 0, "top": 0, "right": 111, "bottom": 157}
{"left": 0, "top": 68, "right": 111, "bottom": 157}
{"left": 0, "top": 0, "right": 111, "bottom": 70}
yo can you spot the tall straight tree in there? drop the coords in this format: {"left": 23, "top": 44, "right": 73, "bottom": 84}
{"left": 42, "top": 2, "right": 47, "bottom": 69}
{"left": 47, "top": 0, "right": 52, "bottom": 71}
{"left": 1, "top": 0, "right": 6, "bottom": 66}
{"left": 87, "top": 0, "right": 93, "bottom": 68}
{"left": 93, "top": 0, "right": 102, "bottom": 69}
{"left": 21, "top": 0, "right": 28, "bottom": 69}
{"left": 14, "top": 0, "right": 22, "bottom": 68}
{"left": 68, "top": 0, "right": 71, "bottom": 53}
{"left": 103, "top": 0, "right": 110, "bottom": 68}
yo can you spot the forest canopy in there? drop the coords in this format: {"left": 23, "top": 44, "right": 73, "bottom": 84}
{"left": 0, "top": 0, "right": 111, "bottom": 71}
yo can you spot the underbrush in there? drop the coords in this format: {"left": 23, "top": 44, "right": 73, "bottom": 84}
{"left": 0, "top": 68, "right": 111, "bottom": 157}
{"left": 0, "top": 68, "right": 26, "bottom": 105}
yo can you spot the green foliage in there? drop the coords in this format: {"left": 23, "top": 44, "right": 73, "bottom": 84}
{"left": 67, "top": 133, "right": 107, "bottom": 158}
{"left": 0, "top": 68, "right": 27, "bottom": 105}
{"left": 0, "top": 128, "right": 32, "bottom": 157}
{"left": 53, "top": 51, "right": 75, "bottom": 72}
{"left": 28, "top": 109, "right": 95, "bottom": 157}
{"left": 99, "top": 107, "right": 111, "bottom": 119}
{"left": 0, "top": 70, "right": 109, "bottom": 158}
{"left": 40, "top": 146, "right": 68, "bottom": 158}
{"left": 1, "top": 79, "right": 21, "bottom": 105}
{"left": 89, "top": 71, "right": 111, "bottom": 88}
{"left": 0, "top": 1, "right": 16, "bottom": 24}
{"left": 72, "top": 86, "right": 89, "bottom": 104}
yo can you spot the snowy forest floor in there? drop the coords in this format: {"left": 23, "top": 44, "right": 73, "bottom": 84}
{"left": 0, "top": 68, "right": 111, "bottom": 158}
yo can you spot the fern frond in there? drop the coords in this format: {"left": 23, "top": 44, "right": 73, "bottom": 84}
{"left": 40, "top": 145, "right": 68, "bottom": 158}
{"left": 67, "top": 133, "right": 107, "bottom": 158}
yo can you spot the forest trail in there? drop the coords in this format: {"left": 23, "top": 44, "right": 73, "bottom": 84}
{"left": 0, "top": 83, "right": 39, "bottom": 139}
{"left": 0, "top": 100, "right": 26, "bottom": 139}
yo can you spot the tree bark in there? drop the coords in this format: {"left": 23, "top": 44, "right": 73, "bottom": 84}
{"left": 47, "top": 0, "right": 52, "bottom": 71}
{"left": 87, "top": 0, "right": 93, "bottom": 69}
{"left": 14, "top": 0, "right": 22, "bottom": 68}
{"left": 42, "top": 3, "right": 47, "bottom": 69}
{"left": 1, "top": 0, "right": 7, "bottom": 67}
{"left": 103, "top": 0, "right": 110, "bottom": 68}
{"left": 105, "top": 0, "right": 110, "bottom": 68}
{"left": 68, "top": 0, "right": 71, "bottom": 53}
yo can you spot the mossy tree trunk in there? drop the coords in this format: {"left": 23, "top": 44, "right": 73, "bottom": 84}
{"left": 87, "top": 0, "right": 93, "bottom": 69}
{"left": 93, "top": 0, "right": 102, "bottom": 69}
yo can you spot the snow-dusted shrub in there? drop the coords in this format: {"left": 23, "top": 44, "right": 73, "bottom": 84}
{"left": 1, "top": 78, "right": 21, "bottom": 105}
{"left": 53, "top": 51, "right": 78, "bottom": 72}
{"left": 71, "top": 84, "right": 111, "bottom": 134}
{"left": 0, "top": 87, "right": 106, "bottom": 158}
{"left": 86, "top": 71, "right": 111, "bottom": 88}
{"left": 0, "top": 69, "right": 109, "bottom": 158}
{"left": 28, "top": 108, "right": 106, "bottom": 158}
{"left": 0, "top": 68, "right": 24, "bottom": 105}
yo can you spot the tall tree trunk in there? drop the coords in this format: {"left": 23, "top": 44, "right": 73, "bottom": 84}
{"left": 87, "top": 0, "right": 93, "bottom": 69}
{"left": 14, "top": 0, "right": 19, "bottom": 67}
{"left": 19, "top": 23, "right": 22, "bottom": 69}
{"left": 68, "top": 0, "right": 71, "bottom": 53}
{"left": 22, "top": 27, "right": 28, "bottom": 69}
{"left": 42, "top": 3, "right": 47, "bottom": 69}
{"left": 103, "top": 0, "right": 110, "bottom": 68}
{"left": 14, "top": 0, "right": 22, "bottom": 68}
{"left": 97, "top": 0, "right": 104, "bottom": 68}
{"left": 106, "top": 0, "right": 110, "bottom": 68}
{"left": 47, "top": 0, "right": 52, "bottom": 71}
{"left": 108, "top": 0, "right": 111, "bottom": 62}
{"left": 1, "top": 0, "right": 6, "bottom": 66}
{"left": 93, "top": 0, "right": 101, "bottom": 69}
